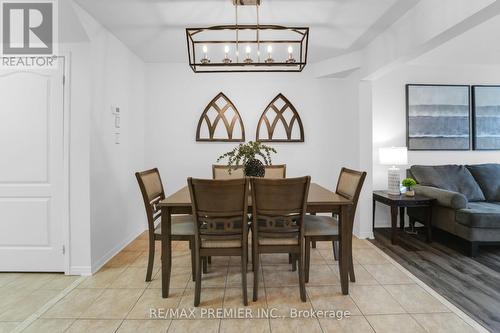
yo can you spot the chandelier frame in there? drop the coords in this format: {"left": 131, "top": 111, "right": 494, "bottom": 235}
{"left": 186, "top": 0, "right": 309, "bottom": 73}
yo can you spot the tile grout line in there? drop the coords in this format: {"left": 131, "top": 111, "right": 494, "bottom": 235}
{"left": 375, "top": 283, "right": 439, "bottom": 332}
{"left": 319, "top": 246, "right": 376, "bottom": 331}
{"left": 217, "top": 262, "right": 230, "bottom": 333}
{"left": 257, "top": 255, "right": 273, "bottom": 333}
{"left": 364, "top": 313, "right": 427, "bottom": 332}
{"left": 12, "top": 276, "right": 86, "bottom": 333}
{"left": 247, "top": 253, "right": 273, "bottom": 331}
{"left": 166, "top": 268, "right": 190, "bottom": 333}
{"left": 365, "top": 239, "right": 488, "bottom": 333}
{"left": 303, "top": 274, "right": 325, "bottom": 333}
{"left": 113, "top": 280, "right": 152, "bottom": 333}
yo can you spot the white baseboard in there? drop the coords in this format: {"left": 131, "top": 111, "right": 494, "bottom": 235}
{"left": 374, "top": 222, "right": 392, "bottom": 228}
{"left": 90, "top": 227, "right": 146, "bottom": 274}
{"left": 68, "top": 266, "right": 92, "bottom": 276}
{"left": 354, "top": 230, "right": 374, "bottom": 239}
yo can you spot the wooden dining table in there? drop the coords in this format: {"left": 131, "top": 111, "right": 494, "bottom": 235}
{"left": 158, "top": 182, "right": 354, "bottom": 298}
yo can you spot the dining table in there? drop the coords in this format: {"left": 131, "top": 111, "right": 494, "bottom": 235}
{"left": 158, "top": 182, "right": 354, "bottom": 298}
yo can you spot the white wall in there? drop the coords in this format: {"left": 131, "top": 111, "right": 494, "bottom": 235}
{"left": 372, "top": 64, "right": 500, "bottom": 227}
{"left": 73, "top": 6, "right": 146, "bottom": 272}
{"left": 356, "top": 79, "right": 374, "bottom": 238}
{"left": 145, "top": 63, "right": 360, "bottom": 202}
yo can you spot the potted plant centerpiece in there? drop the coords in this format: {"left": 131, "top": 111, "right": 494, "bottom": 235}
{"left": 217, "top": 141, "right": 277, "bottom": 177}
{"left": 402, "top": 178, "right": 417, "bottom": 197}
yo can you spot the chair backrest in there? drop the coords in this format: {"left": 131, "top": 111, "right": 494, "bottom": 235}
{"left": 136, "top": 168, "right": 165, "bottom": 234}
{"left": 188, "top": 177, "right": 249, "bottom": 245}
{"left": 212, "top": 165, "right": 245, "bottom": 179}
{"left": 335, "top": 167, "right": 367, "bottom": 216}
{"left": 251, "top": 176, "right": 310, "bottom": 242}
{"left": 264, "top": 164, "right": 286, "bottom": 179}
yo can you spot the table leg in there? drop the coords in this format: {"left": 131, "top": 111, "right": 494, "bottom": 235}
{"left": 426, "top": 206, "right": 433, "bottom": 243}
{"left": 391, "top": 205, "right": 398, "bottom": 245}
{"left": 310, "top": 212, "right": 317, "bottom": 248}
{"left": 161, "top": 207, "right": 172, "bottom": 298}
{"left": 339, "top": 205, "right": 351, "bottom": 295}
{"left": 399, "top": 207, "right": 405, "bottom": 231}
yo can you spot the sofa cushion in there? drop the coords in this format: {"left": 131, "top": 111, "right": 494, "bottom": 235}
{"left": 466, "top": 164, "right": 500, "bottom": 202}
{"left": 456, "top": 202, "right": 500, "bottom": 228}
{"left": 410, "top": 165, "right": 485, "bottom": 202}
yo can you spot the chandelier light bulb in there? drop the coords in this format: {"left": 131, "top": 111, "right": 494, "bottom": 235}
{"left": 286, "top": 45, "right": 296, "bottom": 64}
{"left": 265, "top": 45, "right": 274, "bottom": 64}
{"left": 201, "top": 45, "right": 210, "bottom": 64}
{"left": 244, "top": 45, "right": 253, "bottom": 64}
{"left": 223, "top": 45, "right": 232, "bottom": 63}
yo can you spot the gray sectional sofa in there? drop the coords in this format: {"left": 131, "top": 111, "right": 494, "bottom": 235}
{"left": 407, "top": 164, "right": 500, "bottom": 256}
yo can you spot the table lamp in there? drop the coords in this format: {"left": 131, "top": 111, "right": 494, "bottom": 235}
{"left": 379, "top": 147, "right": 408, "bottom": 195}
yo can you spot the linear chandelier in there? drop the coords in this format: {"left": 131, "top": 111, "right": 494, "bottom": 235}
{"left": 186, "top": 0, "right": 309, "bottom": 73}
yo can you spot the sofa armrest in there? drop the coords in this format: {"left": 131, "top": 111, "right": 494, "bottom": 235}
{"left": 414, "top": 185, "right": 468, "bottom": 209}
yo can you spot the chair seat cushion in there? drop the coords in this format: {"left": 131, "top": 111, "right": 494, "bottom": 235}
{"left": 456, "top": 202, "right": 500, "bottom": 229}
{"left": 258, "top": 236, "right": 298, "bottom": 246}
{"left": 154, "top": 215, "right": 194, "bottom": 236}
{"left": 304, "top": 215, "right": 339, "bottom": 236}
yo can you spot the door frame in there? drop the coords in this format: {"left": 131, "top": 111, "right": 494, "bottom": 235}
{"left": 59, "top": 54, "right": 71, "bottom": 274}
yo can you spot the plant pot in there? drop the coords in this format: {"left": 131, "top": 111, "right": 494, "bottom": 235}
{"left": 244, "top": 159, "right": 265, "bottom": 177}
{"left": 405, "top": 189, "right": 415, "bottom": 197}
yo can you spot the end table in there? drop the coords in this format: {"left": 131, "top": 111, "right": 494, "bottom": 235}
{"left": 373, "top": 190, "right": 435, "bottom": 244}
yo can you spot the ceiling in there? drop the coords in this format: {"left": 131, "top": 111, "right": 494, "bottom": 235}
{"left": 411, "top": 14, "right": 500, "bottom": 66}
{"left": 74, "top": 0, "right": 415, "bottom": 63}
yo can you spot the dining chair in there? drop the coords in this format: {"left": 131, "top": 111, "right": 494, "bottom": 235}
{"left": 135, "top": 168, "right": 196, "bottom": 282}
{"left": 210, "top": 164, "right": 245, "bottom": 267}
{"left": 303, "top": 168, "right": 366, "bottom": 283}
{"left": 264, "top": 164, "right": 286, "bottom": 179}
{"left": 251, "top": 176, "right": 311, "bottom": 302}
{"left": 212, "top": 164, "right": 244, "bottom": 179}
{"left": 188, "top": 177, "right": 250, "bottom": 306}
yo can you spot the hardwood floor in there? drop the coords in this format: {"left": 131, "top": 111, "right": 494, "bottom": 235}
{"left": 370, "top": 227, "right": 500, "bottom": 332}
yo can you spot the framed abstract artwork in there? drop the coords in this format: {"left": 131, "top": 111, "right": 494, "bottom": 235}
{"left": 472, "top": 85, "right": 500, "bottom": 150}
{"left": 406, "top": 84, "right": 470, "bottom": 150}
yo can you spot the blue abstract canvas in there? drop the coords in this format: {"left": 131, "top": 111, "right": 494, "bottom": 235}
{"left": 406, "top": 85, "right": 470, "bottom": 150}
{"left": 473, "top": 86, "right": 500, "bottom": 150}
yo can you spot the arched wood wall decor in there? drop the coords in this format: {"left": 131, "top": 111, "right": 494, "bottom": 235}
{"left": 196, "top": 92, "right": 245, "bottom": 142}
{"left": 256, "top": 94, "right": 304, "bottom": 142}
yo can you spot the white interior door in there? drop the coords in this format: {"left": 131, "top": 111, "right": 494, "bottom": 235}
{"left": 0, "top": 62, "right": 66, "bottom": 272}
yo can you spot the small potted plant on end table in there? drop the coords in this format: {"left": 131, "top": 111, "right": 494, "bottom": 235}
{"left": 402, "top": 178, "right": 417, "bottom": 197}
{"left": 217, "top": 141, "right": 277, "bottom": 177}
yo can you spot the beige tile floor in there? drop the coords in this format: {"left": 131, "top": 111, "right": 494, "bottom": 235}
{"left": 0, "top": 233, "right": 483, "bottom": 332}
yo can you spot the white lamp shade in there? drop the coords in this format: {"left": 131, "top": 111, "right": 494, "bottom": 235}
{"left": 379, "top": 147, "right": 408, "bottom": 166}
